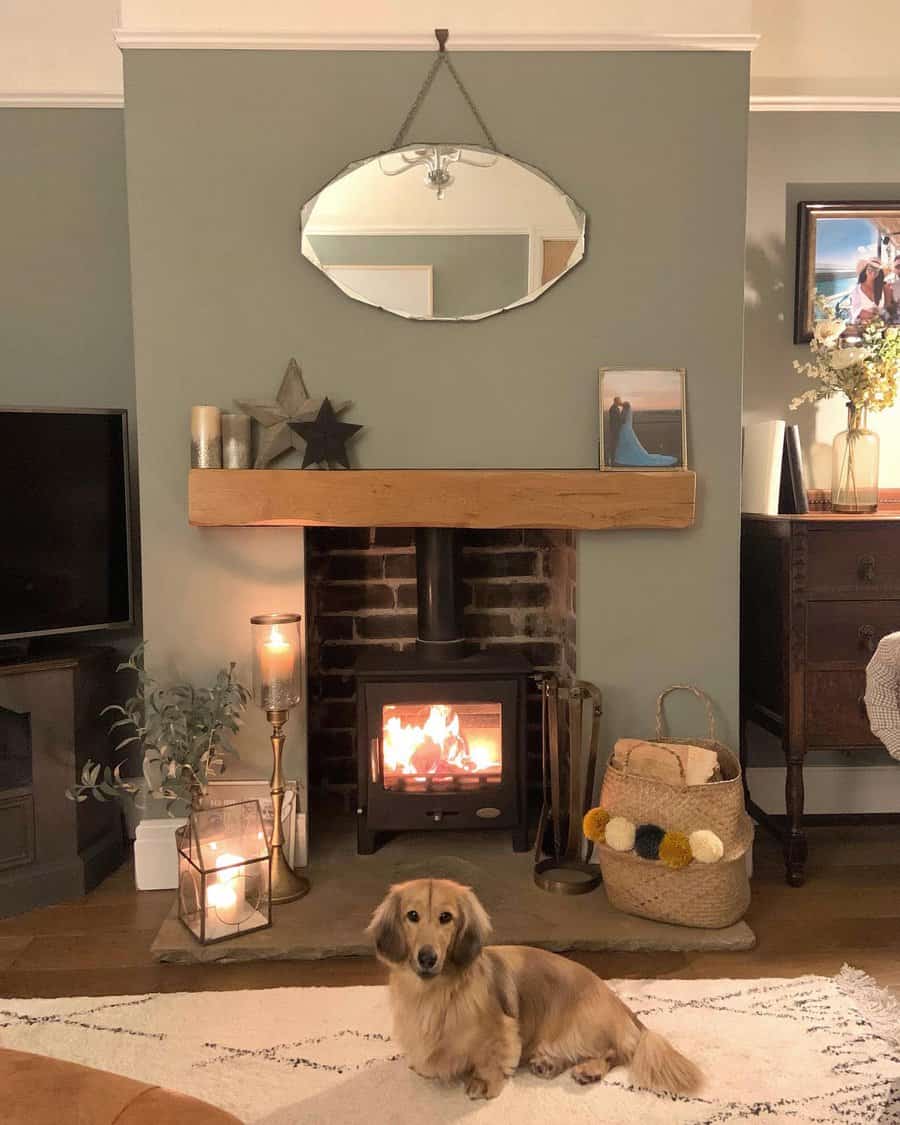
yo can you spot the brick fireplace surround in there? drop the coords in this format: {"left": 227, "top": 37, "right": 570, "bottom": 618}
{"left": 306, "top": 527, "right": 576, "bottom": 799}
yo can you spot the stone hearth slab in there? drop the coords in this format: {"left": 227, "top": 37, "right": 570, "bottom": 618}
{"left": 151, "top": 815, "right": 755, "bottom": 962}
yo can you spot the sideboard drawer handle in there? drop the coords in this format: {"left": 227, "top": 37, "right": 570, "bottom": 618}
{"left": 858, "top": 625, "right": 877, "bottom": 654}
{"left": 857, "top": 554, "right": 877, "bottom": 583}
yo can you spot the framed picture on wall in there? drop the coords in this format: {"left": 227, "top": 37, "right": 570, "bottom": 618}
{"left": 598, "top": 368, "right": 687, "bottom": 470}
{"left": 794, "top": 201, "right": 900, "bottom": 343}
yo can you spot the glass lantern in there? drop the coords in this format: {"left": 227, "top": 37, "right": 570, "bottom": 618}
{"left": 177, "top": 800, "right": 271, "bottom": 945}
{"left": 250, "top": 613, "right": 302, "bottom": 713}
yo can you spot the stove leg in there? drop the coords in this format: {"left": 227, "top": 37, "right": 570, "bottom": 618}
{"left": 512, "top": 826, "right": 529, "bottom": 853}
{"left": 357, "top": 818, "right": 379, "bottom": 855}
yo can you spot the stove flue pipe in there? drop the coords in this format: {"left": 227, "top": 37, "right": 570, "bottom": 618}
{"left": 415, "top": 528, "right": 466, "bottom": 660}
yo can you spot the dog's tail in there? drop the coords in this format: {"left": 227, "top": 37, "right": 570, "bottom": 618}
{"left": 625, "top": 1023, "right": 702, "bottom": 1096}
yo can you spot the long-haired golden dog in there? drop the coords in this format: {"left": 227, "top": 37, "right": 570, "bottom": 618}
{"left": 368, "top": 878, "right": 701, "bottom": 1101}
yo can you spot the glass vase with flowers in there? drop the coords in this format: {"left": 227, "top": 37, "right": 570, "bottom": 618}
{"left": 792, "top": 296, "right": 900, "bottom": 512}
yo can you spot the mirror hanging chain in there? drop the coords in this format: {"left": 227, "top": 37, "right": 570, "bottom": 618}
{"left": 391, "top": 29, "right": 498, "bottom": 152}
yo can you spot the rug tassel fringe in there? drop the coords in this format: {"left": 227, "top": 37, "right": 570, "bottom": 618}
{"left": 835, "top": 964, "right": 900, "bottom": 1047}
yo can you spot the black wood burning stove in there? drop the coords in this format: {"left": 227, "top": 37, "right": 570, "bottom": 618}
{"left": 356, "top": 529, "right": 530, "bottom": 854}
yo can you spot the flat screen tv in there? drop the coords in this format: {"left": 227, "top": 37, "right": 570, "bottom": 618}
{"left": 0, "top": 408, "right": 134, "bottom": 641}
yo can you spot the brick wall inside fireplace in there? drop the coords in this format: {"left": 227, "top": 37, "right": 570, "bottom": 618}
{"left": 306, "top": 527, "right": 576, "bottom": 798}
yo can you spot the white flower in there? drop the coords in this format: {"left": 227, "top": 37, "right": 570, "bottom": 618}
{"left": 831, "top": 347, "right": 867, "bottom": 371}
{"left": 814, "top": 318, "right": 845, "bottom": 347}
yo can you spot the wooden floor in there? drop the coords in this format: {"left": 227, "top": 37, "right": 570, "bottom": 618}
{"left": 0, "top": 825, "right": 898, "bottom": 999}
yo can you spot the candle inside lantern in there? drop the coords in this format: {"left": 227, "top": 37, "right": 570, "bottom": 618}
{"left": 206, "top": 852, "right": 246, "bottom": 926}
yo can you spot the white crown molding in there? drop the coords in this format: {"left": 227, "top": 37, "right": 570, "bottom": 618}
{"left": 750, "top": 94, "right": 900, "bottom": 113}
{"left": 113, "top": 28, "right": 759, "bottom": 52}
{"left": 0, "top": 92, "right": 123, "bottom": 108}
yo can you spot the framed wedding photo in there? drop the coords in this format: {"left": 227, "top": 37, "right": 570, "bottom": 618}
{"left": 794, "top": 201, "right": 900, "bottom": 343}
{"left": 598, "top": 368, "right": 687, "bottom": 470}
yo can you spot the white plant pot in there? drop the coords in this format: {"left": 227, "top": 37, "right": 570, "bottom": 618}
{"left": 134, "top": 817, "right": 187, "bottom": 891}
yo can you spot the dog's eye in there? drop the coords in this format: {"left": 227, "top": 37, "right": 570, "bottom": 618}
{"left": 406, "top": 910, "right": 419, "bottom": 923}
{"left": 438, "top": 911, "right": 453, "bottom": 925}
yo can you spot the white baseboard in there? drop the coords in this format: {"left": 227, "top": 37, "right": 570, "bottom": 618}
{"left": 747, "top": 765, "right": 900, "bottom": 815}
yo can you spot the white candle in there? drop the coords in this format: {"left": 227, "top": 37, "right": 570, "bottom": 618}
{"left": 190, "top": 405, "right": 222, "bottom": 468}
{"left": 207, "top": 852, "right": 246, "bottom": 926}
{"left": 207, "top": 882, "right": 240, "bottom": 925}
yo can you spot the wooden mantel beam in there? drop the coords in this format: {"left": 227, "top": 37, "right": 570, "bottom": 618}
{"left": 188, "top": 469, "right": 696, "bottom": 530}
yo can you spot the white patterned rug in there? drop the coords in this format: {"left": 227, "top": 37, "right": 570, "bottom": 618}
{"left": 1, "top": 969, "right": 898, "bottom": 1124}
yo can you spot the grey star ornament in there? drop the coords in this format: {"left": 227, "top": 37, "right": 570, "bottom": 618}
{"left": 235, "top": 358, "right": 351, "bottom": 468}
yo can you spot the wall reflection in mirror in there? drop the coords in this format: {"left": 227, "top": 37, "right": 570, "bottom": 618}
{"left": 300, "top": 145, "right": 586, "bottom": 321}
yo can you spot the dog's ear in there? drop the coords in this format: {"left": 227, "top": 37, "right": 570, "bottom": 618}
{"left": 450, "top": 886, "right": 492, "bottom": 969}
{"left": 366, "top": 885, "right": 406, "bottom": 964}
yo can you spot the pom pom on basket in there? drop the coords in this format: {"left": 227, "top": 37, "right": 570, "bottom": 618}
{"left": 605, "top": 816, "right": 636, "bottom": 852}
{"left": 689, "top": 829, "right": 725, "bottom": 864}
{"left": 634, "top": 823, "right": 666, "bottom": 860}
{"left": 582, "top": 807, "right": 610, "bottom": 843}
{"left": 659, "top": 831, "right": 693, "bottom": 869}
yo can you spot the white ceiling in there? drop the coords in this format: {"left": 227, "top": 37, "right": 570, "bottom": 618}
{"left": 1, "top": 1, "right": 897, "bottom": 108}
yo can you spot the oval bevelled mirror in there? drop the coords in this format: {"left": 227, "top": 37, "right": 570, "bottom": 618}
{"left": 300, "top": 145, "right": 586, "bottom": 322}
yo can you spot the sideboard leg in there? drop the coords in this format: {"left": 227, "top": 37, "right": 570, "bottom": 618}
{"left": 784, "top": 749, "right": 807, "bottom": 886}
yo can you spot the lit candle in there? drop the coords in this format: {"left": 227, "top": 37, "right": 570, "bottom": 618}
{"left": 206, "top": 852, "right": 246, "bottom": 926}
{"left": 260, "top": 624, "right": 296, "bottom": 710}
{"left": 207, "top": 882, "right": 240, "bottom": 925}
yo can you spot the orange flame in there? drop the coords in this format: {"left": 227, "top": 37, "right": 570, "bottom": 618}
{"left": 382, "top": 704, "right": 501, "bottom": 779}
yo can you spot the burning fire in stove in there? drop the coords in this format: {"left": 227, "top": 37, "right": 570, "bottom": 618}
{"left": 382, "top": 703, "right": 502, "bottom": 786}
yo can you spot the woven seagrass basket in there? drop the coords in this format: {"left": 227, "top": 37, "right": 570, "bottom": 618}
{"left": 596, "top": 685, "right": 753, "bottom": 929}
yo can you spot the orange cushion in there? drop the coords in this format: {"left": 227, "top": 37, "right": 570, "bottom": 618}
{"left": 0, "top": 1046, "right": 241, "bottom": 1125}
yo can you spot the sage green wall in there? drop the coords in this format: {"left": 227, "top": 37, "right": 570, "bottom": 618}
{"left": 123, "top": 50, "right": 748, "bottom": 775}
{"left": 308, "top": 232, "right": 529, "bottom": 317}
{"left": 0, "top": 108, "right": 141, "bottom": 654}
{"left": 745, "top": 112, "right": 900, "bottom": 489}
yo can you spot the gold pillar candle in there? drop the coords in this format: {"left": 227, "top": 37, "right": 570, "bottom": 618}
{"left": 190, "top": 405, "right": 222, "bottom": 468}
{"left": 222, "top": 412, "right": 252, "bottom": 469}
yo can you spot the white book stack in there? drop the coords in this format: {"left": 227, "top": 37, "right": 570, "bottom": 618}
{"left": 741, "top": 420, "right": 786, "bottom": 515}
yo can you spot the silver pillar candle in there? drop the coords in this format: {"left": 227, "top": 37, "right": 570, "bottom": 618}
{"left": 222, "top": 412, "right": 252, "bottom": 469}
{"left": 190, "top": 406, "right": 222, "bottom": 468}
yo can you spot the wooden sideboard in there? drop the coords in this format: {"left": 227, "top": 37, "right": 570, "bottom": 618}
{"left": 740, "top": 512, "right": 900, "bottom": 886}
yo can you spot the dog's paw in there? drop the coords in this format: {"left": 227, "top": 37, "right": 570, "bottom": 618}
{"left": 571, "top": 1058, "right": 611, "bottom": 1085}
{"left": 465, "top": 1074, "right": 504, "bottom": 1100}
{"left": 528, "top": 1056, "right": 566, "bottom": 1080}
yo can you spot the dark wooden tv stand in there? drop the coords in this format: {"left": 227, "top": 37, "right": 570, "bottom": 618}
{"left": 0, "top": 649, "right": 125, "bottom": 917}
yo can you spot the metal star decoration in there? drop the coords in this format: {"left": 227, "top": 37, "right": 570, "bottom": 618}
{"left": 290, "top": 398, "right": 363, "bottom": 469}
{"left": 235, "top": 358, "right": 351, "bottom": 468}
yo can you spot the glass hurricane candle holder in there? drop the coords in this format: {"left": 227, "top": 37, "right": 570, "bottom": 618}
{"left": 251, "top": 614, "right": 302, "bottom": 712}
{"left": 177, "top": 800, "right": 271, "bottom": 945}
{"left": 250, "top": 613, "right": 309, "bottom": 904}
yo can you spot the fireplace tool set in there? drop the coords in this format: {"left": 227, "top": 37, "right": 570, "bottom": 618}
{"left": 533, "top": 675, "right": 604, "bottom": 894}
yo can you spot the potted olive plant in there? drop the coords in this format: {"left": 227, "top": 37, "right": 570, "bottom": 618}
{"left": 68, "top": 643, "right": 251, "bottom": 888}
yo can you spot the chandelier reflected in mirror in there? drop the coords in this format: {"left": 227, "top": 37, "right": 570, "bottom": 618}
{"left": 378, "top": 145, "right": 499, "bottom": 201}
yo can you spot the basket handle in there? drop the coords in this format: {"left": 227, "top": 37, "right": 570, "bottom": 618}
{"left": 655, "top": 684, "right": 717, "bottom": 742}
{"left": 619, "top": 743, "right": 687, "bottom": 788}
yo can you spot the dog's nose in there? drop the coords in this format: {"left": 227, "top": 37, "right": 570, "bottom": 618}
{"left": 417, "top": 946, "right": 438, "bottom": 971}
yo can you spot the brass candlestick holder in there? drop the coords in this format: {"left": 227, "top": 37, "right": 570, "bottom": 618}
{"left": 251, "top": 612, "right": 309, "bottom": 905}
{"left": 266, "top": 708, "right": 309, "bottom": 904}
